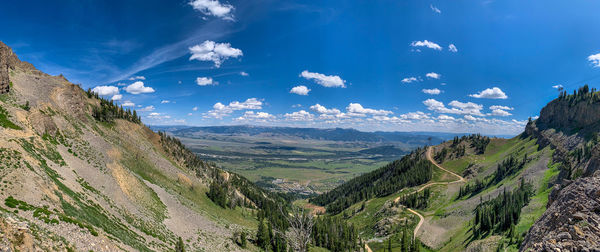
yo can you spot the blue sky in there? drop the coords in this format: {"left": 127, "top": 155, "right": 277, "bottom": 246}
{"left": 2, "top": 0, "right": 600, "bottom": 135}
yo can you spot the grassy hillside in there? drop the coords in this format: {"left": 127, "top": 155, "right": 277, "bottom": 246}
{"left": 306, "top": 135, "right": 559, "bottom": 252}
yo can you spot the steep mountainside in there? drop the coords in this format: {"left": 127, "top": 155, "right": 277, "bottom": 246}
{"left": 308, "top": 88, "right": 600, "bottom": 251}
{"left": 0, "top": 42, "right": 281, "bottom": 251}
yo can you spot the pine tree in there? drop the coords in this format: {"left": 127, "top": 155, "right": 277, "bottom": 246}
{"left": 240, "top": 231, "right": 247, "bottom": 248}
{"left": 175, "top": 237, "right": 185, "bottom": 252}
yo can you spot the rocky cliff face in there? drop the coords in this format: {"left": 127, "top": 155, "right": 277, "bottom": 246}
{"left": 0, "top": 41, "right": 35, "bottom": 94}
{"left": 521, "top": 177, "right": 600, "bottom": 251}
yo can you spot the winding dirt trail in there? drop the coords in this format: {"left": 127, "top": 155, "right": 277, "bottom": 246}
{"left": 395, "top": 146, "right": 466, "bottom": 239}
{"left": 365, "top": 243, "right": 373, "bottom": 252}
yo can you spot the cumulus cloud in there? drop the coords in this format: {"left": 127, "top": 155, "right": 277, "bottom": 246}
{"left": 300, "top": 70, "right": 346, "bottom": 88}
{"left": 290, "top": 85, "right": 311, "bottom": 95}
{"left": 448, "top": 44, "right": 458, "bottom": 53}
{"left": 552, "top": 84, "right": 564, "bottom": 89}
{"left": 310, "top": 104, "right": 341, "bottom": 115}
{"left": 192, "top": 106, "right": 198, "bottom": 111}
{"left": 400, "top": 111, "right": 430, "bottom": 120}
{"left": 422, "top": 88, "right": 441, "bottom": 95}
{"left": 111, "top": 94, "right": 122, "bottom": 101}
{"left": 196, "top": 77, "right": 215, "bottom": 86}
{"left": 124, "top": 81, "right": 155, "bottom": 94}
{"left": 147, "top": 112, "right": 171, "bottom": 120}
{"left": 588, "top": 53, "right": 600, "bottom": 67}
{"left": 284, "top": 110, "right": 314, "bottom": 121}
{"left": 161, "top": 100, "right": 170, "bottom": 104}
{"left": 92, "top": 85, "right": 119, "bottom": 96}
{"left": 205, "top": 98, "right": 263, "bottom": 119}
{"left": 489, "top": 105, "right": 513, "bottom": 111}
{"left": 235, "top": 111, "right": 275, "bottom": 121}
{"left": 401, "top": 77, "right": 419, "bottom": 83}
{"left": 491, "top": 109, "right": 512, "bottom": 117}
{"left": 189, "top": 40, "right": 243, "bottom": 68}
{"left": 469, "top": 87, "right": 508, "bottom": 99}
{"left": 122, "top": 101, "right": 135, "bottom": 107}
{"left": 138, "top": 105, "right": 155, "bottom": 112}
{"left": 240, "top": 71, "right": 249, "bottom": 76}
{"left": 430, "top": 4, "right": 441, "bottom": 13}
{"left": 189, "top": 0, "right": 234, "bottom": 21}
{"left": 423, "top": 99, "right": 484, "bottom": 116}
{"left": 128, "top": 76, "right": 145, "bottom": 81}
{"left": 346, "top": 103, "right": 393, "bottom": 116}
{"left": 410, "top": 40, "right": 442, "bottom": 51}
{"left": 426, "top": 72, "right": 441, "bottom": 79}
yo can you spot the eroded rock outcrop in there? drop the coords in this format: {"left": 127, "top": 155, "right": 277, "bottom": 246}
{"left": 521, "top": 177, "right": 600, "bottom": 251}
{"left": 0, "top": 41, "right": 34, "bottom": 94}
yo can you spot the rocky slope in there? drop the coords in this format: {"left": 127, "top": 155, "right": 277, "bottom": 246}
{"left": 0, "top": 42, "right": 263, "bottom": 251}
{"left": 520, "top": 87, "right": 600, "bottom": 251}
{"left": 521, "top": 177, "right": 600, "bottom": 251}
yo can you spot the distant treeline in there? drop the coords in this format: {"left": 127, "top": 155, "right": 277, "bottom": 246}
{"left": 310, "top": 147, "right": 432, "bottom": 214}
{"left": 86, "top": 88, "right": 141, "bottom": 124}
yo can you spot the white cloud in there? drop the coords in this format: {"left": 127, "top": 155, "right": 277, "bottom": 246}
{"left": 310, "top": 104, "right": 341, "bottom": 115}
{"left": 128, "top": 76, "right": 145, "bottom": 81}
{"left": 161, "top": 100, "right": 170, "bottom": 104}
{"left": 426, "top": 72, "right": 441, "bottom": 79}
{"left": 430, "top": 4, "right": 441, "bottom": 13}
{"left": 292, "top": 104, "right": 302, "bottom": 108}
{"left": 229, "top": 98, "right": 262, "bottom": 110}
{"left": 423, "top": 99, "right": 484, "bottom": 116}
{"left": 122, "top": 101, "right": 135, "bottom": 107}
{"left": 124, "top": 81, "right": 155, "bottom": 94}
{"left": 189, "top": 0, "right": 234, "bottom": 21}
{"left": 448, "top": 44, "right": 458, "bottom": 53}
{"left": 235, "top": 111, "right": 275, "bottom": 121}
{"left": 205, "top": 98, "right": 263, "bottom": 119}
{"left": 92, "top": 85, "right": 119, "bottom": 96}
{"left": 552, "top": 84, "right": 564, "bottom": 89}
{"left": 196, "top": 77, "right": 216, "bottom": 86}
{"left": 240, "top": 71, "right": 249, "bottom": 76}
{"left": 300, "top": 70, "right": 346, "bottom": 88}
{"left": 401, "top": 77, "right": 419, "bottom": 83}
{"left": 469, "top": 87, "right": 508, "bottom": 99}
{"left": 189, "top": 40, "right": 243, "bottom": 68}
{"left": 489, "top": 105, "right": 513, "bottom": 111}
{"left": 111, "top": 94, "right": 122, "bottom": 101}
{"left": 346, "top": 103, "right": 393, "bottom": 116}
{"left": 290, "top": 85, "right": 311, "bottom": 95}
{"left": 410, "top": 40, "right": 442, "bottom": 51}
{"left": 139, "top": 105, "right": 155, "bottom": 112}
{"left": 588, "top": 53, "right": 600, "bottom": 67}
{"left": 437, "top": 114, "right": 455, "bottom": 121}
{"left": 400, "top": 111, "right": 430, "bottom": 120}
{"left": 422, "top": 88, "right": 441, "bottom": 95}
{"left": 147, "top": 112, "right": 171, "bottom": 120}
{"left": 490, "top": 109, "right": 512, "bottom": 117}
{"left": 192, "top": 106, "right": 198, "bottom": 111}
{"left": 284, "top": 110, "right": 314, "bottom": 121}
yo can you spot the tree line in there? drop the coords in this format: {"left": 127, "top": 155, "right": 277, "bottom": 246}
{"left": 310, "top": 147, "right": 433, "bottom": 215}
{"left": 86, "top": 88, "right": 141, "bottom": 124}
{"left": 472, "top": 178, "right": 533, "bottom": 238}
{"left": 395, "top": 188, "right": 431, "bottom": 210}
